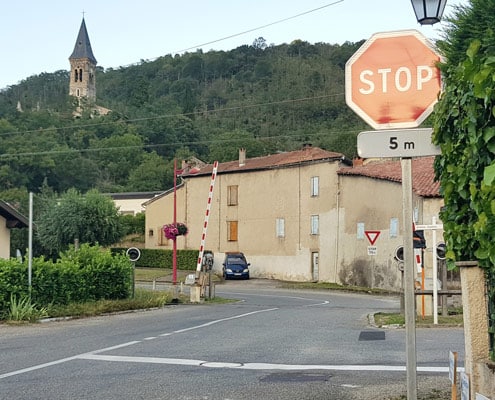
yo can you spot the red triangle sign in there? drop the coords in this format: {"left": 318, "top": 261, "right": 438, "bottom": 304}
{"left": 365, "top": 230, "right": 381, "bottom": 245}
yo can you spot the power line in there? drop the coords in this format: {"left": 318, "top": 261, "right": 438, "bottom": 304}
{"left": 173, "top": 1, "right": 345, "bottom": 54}
{"left": 0, "top": 126, "right": 360, "bottom": 160}
{"left": 0, "top": 92, "right": 346, "bottom": 138}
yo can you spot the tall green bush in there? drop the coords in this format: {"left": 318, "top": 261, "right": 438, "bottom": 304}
{"left": 434, "top": 5, "right": 495, "bottom": 358}
{"left": 0, "top": 244, "right": 133, "bottom": 318}
{"left": 112, "top": 247, "right": 199, "bottom": 270}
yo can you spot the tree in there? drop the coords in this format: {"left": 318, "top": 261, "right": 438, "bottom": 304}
{"left": 126, "top": 151, "right": 170, "bottom": 191}
{"left": 433, "top": 0, "right": 495, "bottom": 360}
{"left": 36, "top": 188, "right": 124, "bottom": 255}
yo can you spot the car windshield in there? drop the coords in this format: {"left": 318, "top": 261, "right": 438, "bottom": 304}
{"left": 228, "top": 257, "right": 244, "bottom": 263}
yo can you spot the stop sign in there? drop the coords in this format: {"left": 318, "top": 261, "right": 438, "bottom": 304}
{"left": 345, "top": 30, "right": 442, "bottom": 130}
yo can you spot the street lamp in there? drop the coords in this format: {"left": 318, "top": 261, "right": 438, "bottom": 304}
{"left": 411, "top": 0, "right": 447, "bottom": 25}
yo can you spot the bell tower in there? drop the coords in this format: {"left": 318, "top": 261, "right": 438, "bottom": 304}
{"left": 69, "top": 18, "right": 97, "bottom": 101}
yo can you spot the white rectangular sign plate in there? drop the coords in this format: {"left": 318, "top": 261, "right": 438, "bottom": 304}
{"left": 357, "top": 128, "right": 441, "bottom": 158}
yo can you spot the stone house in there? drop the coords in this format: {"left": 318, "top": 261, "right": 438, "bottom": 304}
{"left": 143, "top": 148, "right": 443, "bottom": 291}
{"left": 336, "top": 156, "right": 444, "bottom": 291}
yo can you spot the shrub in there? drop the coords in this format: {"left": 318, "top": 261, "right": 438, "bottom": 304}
{"left": 0, "top": 244, "right": 133, "bottom": 318}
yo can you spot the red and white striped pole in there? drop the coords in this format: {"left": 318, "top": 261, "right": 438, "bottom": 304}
{"left": 196, "top": 161, "right": 219, "bottom": 276}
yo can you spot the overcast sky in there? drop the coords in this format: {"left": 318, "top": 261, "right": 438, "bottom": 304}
{"left": 0, "top": 0, "right": 467, "bottom": 90}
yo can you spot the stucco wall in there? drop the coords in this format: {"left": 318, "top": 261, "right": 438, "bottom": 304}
{"left": 0, "top": 216, "right": 10, "bottom": 259}
{"left": 144, "top": 161, "right": 444, "bottom": 291}
{"left": 145, "top": 161, "right": 341, "bottom": 281}
{"left": 336, "top": 174, "right": 444, "bottom": 291}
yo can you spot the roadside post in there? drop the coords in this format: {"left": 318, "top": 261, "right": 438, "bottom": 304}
{"left": 346, "top": 30, "right": 442, "bottom": 400}
{"left": 126, "top": 247, "right": 141, "bottom": 298}
{"left": 449, "top": 351, "right": 458, "bottom": 399}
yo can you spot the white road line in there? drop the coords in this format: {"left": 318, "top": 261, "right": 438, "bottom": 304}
{"left": 77, "top": 354, "right": 457, "bottom": 373}
{"left": 0, "top": 341, "right": 140, "bottom": 380}
{"left": 0, "top": 309, "right": 277, "bottom": 380}
{"left": 161, "top": 308, "right": 279, "bottom": 335}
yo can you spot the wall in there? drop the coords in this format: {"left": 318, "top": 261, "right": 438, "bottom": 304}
{"left": 145, "top": 160, "right": 341, "bottom": 282}
{"left": 0, "top": 216, "right": 10, "bottom": 259}
{"left": 336, "top": 174, "right": 444, "bottom": 291}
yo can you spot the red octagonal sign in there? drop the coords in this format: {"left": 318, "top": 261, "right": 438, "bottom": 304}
{"left": 345, "top": 30, "right": 442, "bottom": 130}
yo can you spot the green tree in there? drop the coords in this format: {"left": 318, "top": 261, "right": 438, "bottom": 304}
{"left": 36, "top": 188, "right": 124, "bottom": 254}
{"left": 433, "top": 0, "right": 495, "bottom": 360}
{"left": 126, "top": 151, "right": 170, "bottom": 191}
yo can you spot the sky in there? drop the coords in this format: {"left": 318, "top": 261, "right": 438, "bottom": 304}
{"left": 0, "top": 0, "right": 468, "bottom": 90}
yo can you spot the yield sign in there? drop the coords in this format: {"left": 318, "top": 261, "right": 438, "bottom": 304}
{"left": 365, "top": 230, "right": 381, "bottom": 245}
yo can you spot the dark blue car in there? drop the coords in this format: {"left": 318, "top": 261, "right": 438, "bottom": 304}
{"left": 222, "top": 253, "right": 250, "bottom": 280}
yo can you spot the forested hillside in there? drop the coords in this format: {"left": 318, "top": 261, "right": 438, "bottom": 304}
{"left": 0, "top": 38, "right": 368, "bottom": 205}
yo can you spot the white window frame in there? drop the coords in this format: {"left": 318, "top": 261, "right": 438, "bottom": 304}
{"left": 310, "top": 215, "right": 319, "bottom": 235}
{"left": 276, "top": 218, "right": 285, "bottom": 238}
{"left": 310, "top": 176, "right": 319, "bottom": 197}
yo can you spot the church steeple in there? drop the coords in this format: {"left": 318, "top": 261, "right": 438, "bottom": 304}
{"left": 69, "top": 18, "right": 97, "bottom": 101}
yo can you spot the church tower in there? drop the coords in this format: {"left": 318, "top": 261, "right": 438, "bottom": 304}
{"left": 69, "top": 18, "right": 97, "bottom": 101}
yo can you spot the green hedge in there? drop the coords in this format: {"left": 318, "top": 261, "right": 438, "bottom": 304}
{"left": 0, "top": 244, "right": 133, "bottom": 318}
{"left": 111, "top": 248, "right": 200, "bottom": 270}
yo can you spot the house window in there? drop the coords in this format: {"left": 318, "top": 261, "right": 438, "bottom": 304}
{"left": 276, "top": 218, "right": 285, "bottom": 238}
{"left": 227, "top": 221, "right": 238, "bottom": 241}
{"left": 227, "top": 185, "right": 238, "bottom": 206}
{"left": 310, "top": 215, "right": 319, "bottom": 235}
{"left": 148, "top": 229, "right": 154, "bottom": 237}
{"left": 311, "top": 176, "right": 319, "bottom": 197}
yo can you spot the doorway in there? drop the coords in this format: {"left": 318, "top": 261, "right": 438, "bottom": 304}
{"left": 311, "top": 252, "right": 319, "bottom": 282}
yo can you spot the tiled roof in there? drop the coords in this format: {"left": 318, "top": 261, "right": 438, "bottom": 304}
{"left": 337, "top": 157, "right": 440, "bottom": 197}
{"left": 183, "top": 147, "right": 344, "bottom": 177}
{"left": 0, "top": 201, "right": 28, "bottom": 228}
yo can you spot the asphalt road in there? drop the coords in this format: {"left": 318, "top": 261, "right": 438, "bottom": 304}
{"left": 0, "top": 279, "right": 464, "bottom": 400}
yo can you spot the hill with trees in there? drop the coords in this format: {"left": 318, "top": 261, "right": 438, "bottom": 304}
{"left": 0, "top": 38, "right": 367, "bottom": 202}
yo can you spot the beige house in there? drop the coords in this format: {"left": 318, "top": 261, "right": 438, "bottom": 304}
{"left": 107, "top": 191, "right": 163, "bottom": 215}
{"left": 0, "top": 201, "right": 29, "bottom": 259}
{"left": 337, "top": 157, "right": 443, "bottom": 291}
{"left": 144, "top": 148, "right": 443, "bottom": 291}
{"left": 145, "top": 146, "right": 348, "bottom": 281}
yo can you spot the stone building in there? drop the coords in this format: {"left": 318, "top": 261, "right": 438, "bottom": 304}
{"left": 69, "top": 18, "right": 97, "bottom": 101}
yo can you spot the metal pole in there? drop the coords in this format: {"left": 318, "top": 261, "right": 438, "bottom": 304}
{"left": 432, "top": 216, "right": 438, "bottom": 325}
{"left": 28, "top": 192, "right": 33, "bottom": 297}
{"left": 401, "top": 158, "right": 417, "bottom": 400}
{"left": 173, "top": 158, "right": 177, "bottom": 285}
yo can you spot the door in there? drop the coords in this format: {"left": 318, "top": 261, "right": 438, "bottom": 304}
{"left": 311, "top": 252, "right": 319, "bottom": 282}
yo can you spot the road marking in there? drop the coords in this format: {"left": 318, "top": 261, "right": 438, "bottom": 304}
{"left": 160, "top": 308, "right": 278, "bottom": 336}
{"left": 0, "top": 309, "right": 277, "bottom": 380}
{"left": 77, "top": 354, "right": 458, "bottom": 373}
{"left": 0, "top": 341, "right": 140, "bottom": 380}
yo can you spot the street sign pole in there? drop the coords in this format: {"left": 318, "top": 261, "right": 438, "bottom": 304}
{"left": 346, "top": 31, "right": 442, "bottom": 400}
{"left": 402, "top": 158, "right": 417, "bottom": 399}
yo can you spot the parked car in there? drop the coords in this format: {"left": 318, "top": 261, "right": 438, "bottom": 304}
{"left": 222, "top": 253, "right": 250, "bottom": 280}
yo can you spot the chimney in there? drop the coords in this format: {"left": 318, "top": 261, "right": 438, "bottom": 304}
{"left": 353, "top": 158, "right": 364, "bottom": 167}
{"left": 302, "top": 143, "right": 312, "bottom": 151}
{"left": 239, "top": 148, "right": 246, "bottom": 167}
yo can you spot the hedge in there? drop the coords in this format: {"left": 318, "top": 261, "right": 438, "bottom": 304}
{"left": 0, "top": 244, "right": 133, "bottom": 318}
{"left": 111, "top": 248, "right": 202, "bottom": 270}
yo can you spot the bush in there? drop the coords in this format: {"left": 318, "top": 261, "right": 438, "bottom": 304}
{"left": 0, "top": 244, "right": 133, "bottom": 318}
{"left": 111, "top": 247, "right": 200, "bottom": 270}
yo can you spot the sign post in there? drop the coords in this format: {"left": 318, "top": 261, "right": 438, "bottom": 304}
{"left": 346, "top": 29, "right": 442, "bottom": 400}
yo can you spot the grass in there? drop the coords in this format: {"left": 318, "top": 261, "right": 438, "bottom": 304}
{"left": 278, "top": 280, "right": 395, "bottom": 295}
{"left": 374, "top": 310, "right": 464, "bottom": 327}
{"left": 42, "top": 288, "right": 183, "bottom": 320}
{"left": 134, "top": 267, "right": 214, "bottom": 283}
{"left": 8, "top": 294, "right": 48, "bottom": 323}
